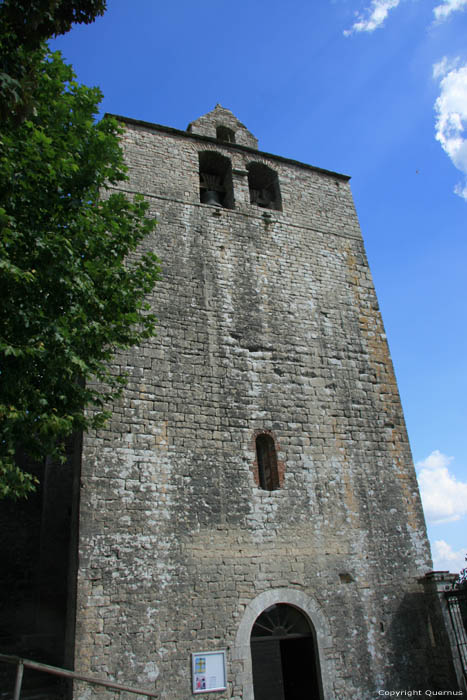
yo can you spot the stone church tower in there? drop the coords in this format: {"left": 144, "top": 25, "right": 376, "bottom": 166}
{"left": 72, "top": 105, "right": 438, "bottom": 699}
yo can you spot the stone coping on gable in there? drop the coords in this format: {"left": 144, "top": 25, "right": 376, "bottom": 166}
{"left": 105, "top": 113, "right": 352, "bottom": 183}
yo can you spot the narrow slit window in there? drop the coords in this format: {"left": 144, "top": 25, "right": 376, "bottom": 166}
{"left": 256, "top": 433, "right": 280, "bottom": 491}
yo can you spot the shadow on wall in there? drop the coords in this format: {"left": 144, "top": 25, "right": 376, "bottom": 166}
{"left": 386, "top": 589, "right": 459, "bottom": 692}
{"left": 0, "top": 438, "right": 81, "bottom": 696}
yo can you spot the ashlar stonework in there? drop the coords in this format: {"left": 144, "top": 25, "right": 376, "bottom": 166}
{"left": 72, "top": 105, "right": 457, "bottom": 699}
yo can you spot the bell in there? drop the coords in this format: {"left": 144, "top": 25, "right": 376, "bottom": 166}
{"left": 256, "top": 188, "right": 273, "bottom": 208}
{"left": 201, "top": 189, "right": 223, "bottom": 207}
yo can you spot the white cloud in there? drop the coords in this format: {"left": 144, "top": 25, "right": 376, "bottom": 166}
{"left": 431, "top": 540, "right": 467, "bottom": 573}
{"left": 432, "top": 56, "right": 459, "bottom": 80}
{"left": 433, "top": 59, "right": 467, "bottom": 201}
{"left": 343, "top": 0, "right": 467, "bottom": 37}
{"left": 344, "top": 0, "right": 400, "bottom": 36}
{"left": 433, "top": 0, "right": 467, "bottom": 23}
{"left": 416, "top": 450, "right": 467, "bottom": 524}
{"left": 454, "top": 181, "right": 467, "bottom": 198}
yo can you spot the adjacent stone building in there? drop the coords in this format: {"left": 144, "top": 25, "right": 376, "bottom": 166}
{"left": 72, "top": 105, "right": 451, "bottom": 699}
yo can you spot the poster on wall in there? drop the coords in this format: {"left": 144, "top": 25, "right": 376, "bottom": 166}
{"left": 191, "top": 650, "right": 227, "bottom": 694}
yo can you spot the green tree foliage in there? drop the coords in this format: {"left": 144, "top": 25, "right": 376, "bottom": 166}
{"left": 0, "top": 0, "right": 107, "bottom": 46}
{"left": 457, "top": 556, "right": 467, "bottom": 588}
{"left": 0, "top": 46, "right": 160, "bottom": 499}
{"left": 0, "top": 0, "right": 107, "bottom": 122}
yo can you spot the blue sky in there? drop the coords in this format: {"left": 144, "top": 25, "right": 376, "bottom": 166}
{"left": 51, "top": 0, "right": 467, "bottom": 573}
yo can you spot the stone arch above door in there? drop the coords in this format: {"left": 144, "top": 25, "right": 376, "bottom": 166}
{"left": 232, "top": 588, "right": 335, "bottom": 700}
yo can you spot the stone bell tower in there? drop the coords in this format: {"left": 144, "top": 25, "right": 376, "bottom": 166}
{"left": 71, "top": 105, "right": 454, "bottom": 699}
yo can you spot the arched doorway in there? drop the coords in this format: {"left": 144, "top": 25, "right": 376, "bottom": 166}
{"left": 250, "top": 604, "right": 323, "bottom": 700}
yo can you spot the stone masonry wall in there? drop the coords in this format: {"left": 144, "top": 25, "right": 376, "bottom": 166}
{"left": 72, "top": 112, "right": 437, "bottom": 700}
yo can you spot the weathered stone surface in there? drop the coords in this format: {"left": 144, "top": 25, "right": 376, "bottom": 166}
{"left": 73, "top": 109, "right": 444, "bottom": 699}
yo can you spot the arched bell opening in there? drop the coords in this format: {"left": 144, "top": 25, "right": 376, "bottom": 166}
{"left": 199, "top": 151, "right": 234, "bottom": 209}
{"left": 250, "top": 604, "right": 324, "bottom": 700}
{"left": 216, "top": 125, "right": 235, "bottom": 143}
{"left": 247, "top": 162, "right": 282, "bottom": 211}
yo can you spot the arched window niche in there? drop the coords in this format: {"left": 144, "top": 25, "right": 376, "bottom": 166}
{"left": 253, "top": 430, "right": 283, "bottom": 491}
{"left": 247, "top": 162, "right": 282, "bottom": 211}
{"left": 216, "top": 125, "right": 235, "bottom": 143}
{"left": 199, "top": 151, "right": 234, "bottom": 209}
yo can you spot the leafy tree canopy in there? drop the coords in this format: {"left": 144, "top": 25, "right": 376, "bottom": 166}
{"left": 457, "top": 556, "right": 467, "bottom": 588}
{"left": 0, "top": 0, "right": 107, "bottom": 47}
{"left": 0, "top": 46, "right": 160, "bottom": 499}
{"left": 1, "top": 0, "right": 107, "bottom": 122}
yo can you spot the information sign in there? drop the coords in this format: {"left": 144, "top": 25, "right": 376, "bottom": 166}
{"left": 191, "top": 650, "right": 227, "bottom": 694}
